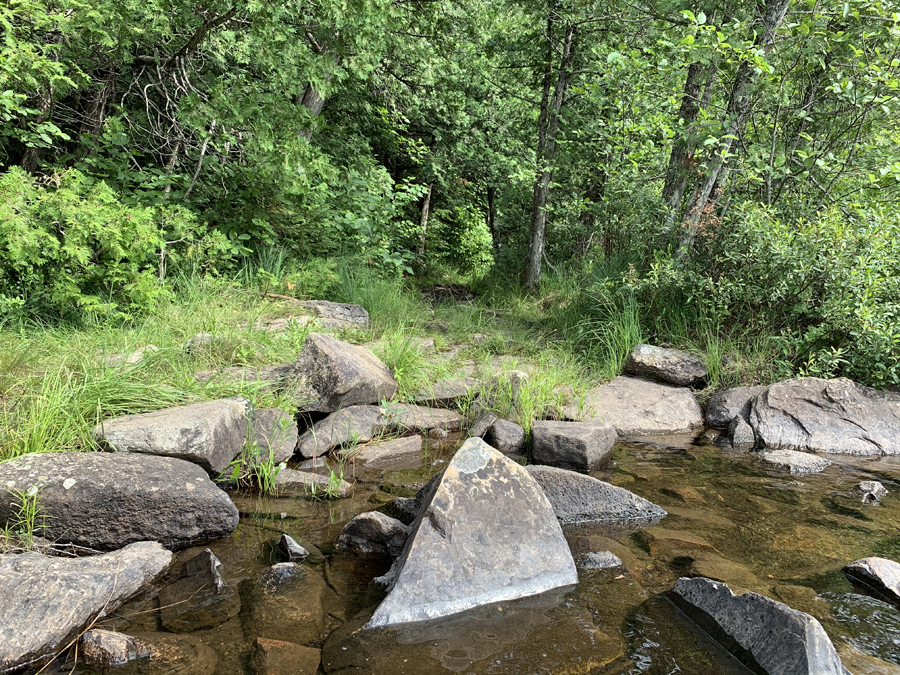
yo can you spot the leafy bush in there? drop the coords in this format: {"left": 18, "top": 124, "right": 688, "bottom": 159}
{"left": 625, "top": 203, "right": 900, "bottom": 387}
{"left": 0, "top": 167, "right": 213, "bottom": 319}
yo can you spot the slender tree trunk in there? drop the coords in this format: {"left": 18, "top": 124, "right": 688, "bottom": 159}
{"left": 21, "top": 87, "right": 53, "bottom": 173}
{"left": 524, "top": 19, "right": 576, "bottom": 290}
{"left": 678, "top": 0, "right": 791, "bottom": 253}
{"left": 575, "top": 168, "right": 606, "bottom": 257}
{"left": 485, "top": 185, "right": 499, "bottom": 250}
{"left": 416, "top": 183, "right": 433, "bottom": 271}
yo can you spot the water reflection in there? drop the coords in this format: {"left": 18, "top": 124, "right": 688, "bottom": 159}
{"left": 393, "top": 588, "right": 573, "bottom": 672}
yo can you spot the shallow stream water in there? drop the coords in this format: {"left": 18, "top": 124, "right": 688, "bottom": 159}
{"left": 65, "top": 432, "right": 900, "bottom": 674}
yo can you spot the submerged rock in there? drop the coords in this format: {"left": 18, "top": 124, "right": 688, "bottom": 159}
{"left": 335, "top": 512, "right": 409, "bottom": 557}
{"left": 93, "top": 397, "right": 250, "bottom": 474}
{"left": 82, "top": 629, "right": 150, "bottom": 667}
{"left": 563, "top": 376, "right": 703, "bottom": 435}
{"left": 252, "top": 638, "right": 321, "bottom": 675}
{"left": 0, "top": 452, "right": 239, "bottom": 550}
{"left": 159, "top": 549, "right": 241, "bottom": 632}
{"left": 843, "top": 557, "right": 900, "bottom": 608}
{"left": 669, "top": 577, "right": 850, "bottom": 675}
{"left": 624, "top": 344, "right": 707, "bottom": 387}
{"left": 854, "top": 481, "right": 888, "bottom": 504}
{"left": 750, "top": 377, "right": 900, "bottom": 455}
{"left": 524, "top": 465, "right": 666, "bottom": 525}
{"left": 531, "top": 420, "right": 617, "bottom": 472}
{"left": 706, "top": 386, "right": 767, "bottom": 428}
{"left": 365, "top": 438, "right": 577, "bottom": 628}
{"left": 759, "top": 449, "right": 832, "bottom": 476}
{"left": 288, "top": 333, "right": 398, "bottom": 413}
{"left": 0, "top": 541, "right": 172, "bottom": 673}
{"left": 245, "top": 563, "right": 328, "bottom": 645}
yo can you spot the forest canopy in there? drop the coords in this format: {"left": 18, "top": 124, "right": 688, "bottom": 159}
{"left": 2, "top": 0, "right": 900, "bottom": 384}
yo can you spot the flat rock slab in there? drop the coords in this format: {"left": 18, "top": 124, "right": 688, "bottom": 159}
{"left": 0, "top": 541, "right": 172, "bottom": 673}
{"left": 750, "top": 377, "right": 900, "bottom": 455}
{"left": 564, "top": 377, "right": 703, "bottom": 435}
{"left": 297, "top": 404, "right": 461, "bottom": 458}
{"left": 81, "top": 631, "right": 216, "bottom": 674}
{"left": 250, "top": 408, "right": 298, "bottom": 464}
{"left": 706, "top": 386, "right": 767, "bottom": 428}
{"left": 531, "top": 420, "right": 617, "bottom": 472}
{"left": 342, "top": 435, "right": 423, "bottom": 469}
{"left": 274, "top": 468, "right": 352, "bottom": 499}
{"left": 669, "top": 577, "right": 849, "bottom": 675}
{"left": 525, "top": 465, "right": 666, "bottom": 525}
{"left": 843, "top": 557, "right": 900, "bottom": 608}
{"left": 366, "top": 438, "right": 577, "bottom": 628}
{"left": 93, "top": 397, "right": 249, "bottom": 474}
{"left": 413, "top": 378, "right": 481, "bottom": 408}
{"left": 289, "top": 333, "right": 397, "bottom": 413}
{"left": 759, "top": 449, "right": 832, "bottom": 475}
{"left": 0, "top": 453, "right": 239, "bottom": 550}
{"left": 624, "top": 344, "right": 707, "bottom": 387}
{"left": 380, "top": 403, "right": 464, "bottom": 433}
{"left": 336, "top": 512, "right": 409, "bottom": 556}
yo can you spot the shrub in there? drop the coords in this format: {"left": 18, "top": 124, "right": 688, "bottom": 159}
{"left": 0, "top": 167, "right": 210, "bottom": 319}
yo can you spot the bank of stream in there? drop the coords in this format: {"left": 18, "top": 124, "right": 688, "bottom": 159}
{"left": 65, "top": 431, "right": 900, "bottom": 674}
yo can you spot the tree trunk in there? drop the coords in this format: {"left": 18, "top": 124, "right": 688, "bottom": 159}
{"left": 486, "top": 185, "right": 497, "bottom": 246}
{"left": 575, "top": 169, "right": 606, "bottom": 257}
{"left": 679, "top": 0, "right": 791, "bottom": 252}
{"left": 524, "top": 19, "right": 576, "bottom": 290}
{"left": 416, "top": 183, "right": 434, "bottom": 271}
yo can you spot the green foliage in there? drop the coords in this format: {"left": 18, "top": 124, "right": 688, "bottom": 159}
{"left": 0, "top": 485, "right": 46, "bottom": 553}
{"left": 0, "top": 168, "right": 214, "bottom": 319}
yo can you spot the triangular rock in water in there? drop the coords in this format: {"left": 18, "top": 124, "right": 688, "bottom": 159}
{"left": 365, "top": 438, "right": 577, "bottom": 628}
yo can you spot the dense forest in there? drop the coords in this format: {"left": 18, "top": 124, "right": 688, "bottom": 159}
{"left": 2, "top": 0, "right": 900, "bottom": 385}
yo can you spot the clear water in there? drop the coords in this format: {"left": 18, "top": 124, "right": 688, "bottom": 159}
{"left": 65, "top": 432, "right": 900, "bottom": 674}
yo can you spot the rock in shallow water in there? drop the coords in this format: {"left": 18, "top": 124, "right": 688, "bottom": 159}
{"left": 278, "top": 534, "right": 309, "bottom": 562}
{"left": 81, "top": 631, "right": 217, "bottom": 674}
{"left": 750, "top": 377, "right": 900, "bottom": 455}
{"left": 759, "top": 449, "right": 832, "bottom": 475}
{"left": 245, "top": 563, "right": 328, "bottom": 645}
{"left": 577, "top": 551, "right": 623, "bottom": 570}
{"left": 0, "top": 541, "right": 172, "bottom": 673}
{"left": 669, "top": 576, "right": 850, "bottom": 675}
{"left": 158, "top": 548, "right": 241, "bottom": 632}
{"left": 531, "top": 420, "right": 617, "bottom": 472}
{"left": 93, "top": 397, "right": 250, "bottom": 474}
{"left": 843, "top": 556, "right": 900, "bottom": 608}
{"left": 252, "top": 638, "right": 321, "bottom": 675}
{"left": 365, "top": 438, "right": 577, "bottom": 628}
{"left": 0, "top": 452, "right": 239, "bottom": 550}
{"left": 524, "top": 464, "right": 666, "bottom": 525}
{"left": 274, "top": 467, "right": 353, "bottom": 499}
{"left": 854, "top": 481, "right": 888, "bottom": 504}
{"left": 624, "top": 343, "right": 707, "bottom": 387}
{"left": 336, "top": 512, "right": 409, "bottom": 557}
{"left": 705, "top": 385, "right": 767, "bottom": 428}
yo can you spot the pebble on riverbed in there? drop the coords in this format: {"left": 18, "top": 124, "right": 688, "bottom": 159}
{"left": 854, "top": 481, "right": 888, "bottom": 504}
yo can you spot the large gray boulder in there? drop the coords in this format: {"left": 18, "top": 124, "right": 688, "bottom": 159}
{"left": 624, "top": 344, "right": 707, "bottom": 387}
{"left": 0, "top": 541, "right": 172, "bottom": 674}
{"left": 706, "top": 385, "right": 767, "bottom": 428}
{"left": 531, "top": 421, "right": 617, "bottom": 472}
{"left": 299, "top": 300, "right": 370, "bottom": 328}
{"left": 93, "top": 397, "right": 249, "bottom": 474}
{"left": 563, "top": 377, "right": 703, "bottom": 435}
{"left": 365, "top": 438, "right": 577, "bottom": 628}
{"left": 750, "top": 377, "right": 900, "bottom": 454}
{"left": 669, "top": 577, "right": 850, "bottom": 675}
{"left": 288, "top": 333, "right": 398, "bottom": 413}
{"left": 524, "top": 465, "right": 666, "bottom": 525}
{"left": 0, "top": 453, "right": 239, "bottom": 550}
{"left": 335, "top": 512, "right": 409, "bottom": 557}
{"left": 843, "top": 557, "right": 900, "bottom": 608}
{"left": 249, "top": 408, "right": 298, "bottom": 464}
